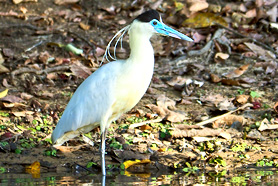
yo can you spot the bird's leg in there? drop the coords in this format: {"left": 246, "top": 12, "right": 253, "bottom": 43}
{"left": 100, "top": 130, "right": 106, "bottom": 175}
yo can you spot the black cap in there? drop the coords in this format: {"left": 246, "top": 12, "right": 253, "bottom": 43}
{"left": 135, "top": 10, "right": 160, "bottom": 22}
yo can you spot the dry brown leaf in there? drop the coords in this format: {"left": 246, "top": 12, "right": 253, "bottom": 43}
{"left": 54, "top": 145, "right": 84, "bottom": 152}
{"left": 234, "top": 95, "right": 250, "bottom": 104}
{"left": 258, "top": 118, "right": 278, "bottom": 131}
{"left": 2, "top": 102, "right": 27, "bottom": 108}
{"left": 146, "top": 104, "right": 187, "bottom": 123}
{"left": 221, "top": 79, "right": 240, "bottom": 86}
{"left": 54, "top": 0, "right": 79, "bottom": 5}
{"left": 165, "top": 110, "right": 188, "bottom": 123}
{"left": 1, "top": 95, "right": 24, "bottom": 103}
{"left": 156, "top": 95, "right": 176, "bottom": 109}
{"left": 0, "top": 64, "right": 9, "bottom": 74}
{"left": 70, "top": 61, "right": 92, "bottom": 79}
{"left": 189, "top": 1, "right": 209, "bottom": 12}
{"left": 166, "top": 76, "right": 187, "bottom": 87}
{"left": 274, "top": 102, "right": 278, "bottom": 114}
{"left": 210, "top": 74, "right": 222, "bottom": 83}
{"left": 13, "top": 0, "right": 37, "bottom": 4}
{"left": 12, "top": 111, "right": 34, "bottom": 117}
{"left": 172, "top": 128, "right": 223, "bottom": 138}
{"left": 214, "top": 52, "right": 229, "bottom": 63}
{"left": 213, "top": 114, "right": 246, "bottom": 128}
{"left": 20, "top": 92, "right": 34, "bottom": 100}
{"left": 245, "top": 8, "right": 256, "bottom": 18}
{"left": 244, "top": 42, "right": 276, "bottom": 60}
{"left": 140, "top": 125, "right": 152, "bottom": 131}
{"left": 224, "top": 64, "right": 249, "bottom": 78}
{"left": 79, "top": 22, "right": 90, "bottom": 30}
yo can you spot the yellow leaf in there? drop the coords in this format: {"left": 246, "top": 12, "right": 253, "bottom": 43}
{"left": 124, "top": 171, "right": 151, "bottom": 178}
{"left": 0, "top": 89, "right": 8, "bottom": 99}
{"left": 174, "top": 1, "right": 184, "bottom": 12}
{"left": 25, "top": 161, "right": 40, "bottom": 178}
{"left": 123, "top": 159, "right": 151, "bottom": 169}
{"left": 182, "top": 12, "right": 228, "bottom": 28}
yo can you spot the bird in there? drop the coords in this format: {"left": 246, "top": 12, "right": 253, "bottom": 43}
{"left": 51, "top": 9, "right": 193, "bottom": 176}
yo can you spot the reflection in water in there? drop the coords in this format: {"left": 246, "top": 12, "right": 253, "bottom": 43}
{"left": 0, "top": 170, "right": 278, "bottom": 185}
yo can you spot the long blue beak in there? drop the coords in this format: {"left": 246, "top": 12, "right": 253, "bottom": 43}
{"left": 151, "top": 20, "right": 193, "bottom": 42}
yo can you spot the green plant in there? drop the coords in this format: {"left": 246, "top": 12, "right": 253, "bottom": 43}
{"left": 256, "top": 158, "right": 275, "bottom": 167}
{"left": 0, "top": 167, "right": 6, "bottom": 173}
{"left": 250, "top": 91, "right": 260, "bottom": 98}
{"left": 208, "top": 156, "right": 226, "bottom": 167}
{"left": 237, "top": 89, "right": 245, "bottom": 95}
{"left": 86, "top": 162, "right": 97, "bottom": 168}
{"left": 182, "top": 162, "right": 199, "bottom": 173}
{"left": 109, "top": 138, "right": 122, "bottom": 149}
{"left": 45, "top": 149, "right": 57, "bottom": 156}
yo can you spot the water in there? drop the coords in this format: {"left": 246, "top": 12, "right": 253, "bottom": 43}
{"left": 1, "top": 169, "right": 278, "bottom": 185}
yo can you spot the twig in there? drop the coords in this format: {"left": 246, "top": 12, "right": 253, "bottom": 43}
{"left": 216, "top": 23, "right": 277, "bottom": 55}
{"left": 11, "top": 65, "right": 70, "bottom": 85}
{"left": 188, "top": 29, "right": 225, "bottom": 56}
{"left": 129, "top": 118, "right": 163, "bottom": 129}
{"left": 195, "top": 103, "right": 253, "bottom": 126}
{"left": 68, "top": 31, "right": 96, "bottom": 51}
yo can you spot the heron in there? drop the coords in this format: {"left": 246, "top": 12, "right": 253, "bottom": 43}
{"left": 51, "top": 9, "right": 193, "bottom": 175}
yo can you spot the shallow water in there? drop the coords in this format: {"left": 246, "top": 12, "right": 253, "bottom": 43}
{"left": 1, "top": 169, "right": 278, "bottom": 186}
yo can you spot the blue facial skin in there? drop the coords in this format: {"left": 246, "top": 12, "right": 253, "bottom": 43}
{"left": 150, "top": 19, "right": 193, "bottom": 42}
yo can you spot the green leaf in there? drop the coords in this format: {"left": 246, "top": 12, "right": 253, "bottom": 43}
{"left": 250, "top": 91, "right": 260, "bottom": 98}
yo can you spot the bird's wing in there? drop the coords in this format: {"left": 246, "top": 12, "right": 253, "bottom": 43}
{"left": 51, "top": 62, "right": 123, "bottom": 145}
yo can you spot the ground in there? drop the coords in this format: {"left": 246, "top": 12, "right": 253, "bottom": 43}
{"left": 0, "top": 0, "right": 278, "bottom": 178}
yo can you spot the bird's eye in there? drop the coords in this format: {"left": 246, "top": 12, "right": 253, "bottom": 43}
{"left": 152, "top": 20, "right": 158, "bottom": 26}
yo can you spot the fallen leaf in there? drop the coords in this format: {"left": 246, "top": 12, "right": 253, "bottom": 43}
{"left": 224, "top": 64, "right": 249, "bottom": 78}
{"left": 258, "top": 118, "right": 278, "bottom": 131}
{"left": 0, "top": 89, "right": 8, "bottom": 98}
{"left": 213, "top": 114, "right": 246, "bottom": 128}
{"left": 54, "top": 0, "right": 79, "bottom": 5}
{"left": 156, "top": 95, "right": 176, "bottom": 109}
{"left": 221, "top": 79, "right": 240, "bottom": 86}
{"left": 214, "top": 52, "right": 229, "bottom": 63}
{"left": 189, "top": 1, "right": 209, "bottom": 12}
{"left": 183, "top": 12, "right": 228, "bottom": 28}
{"left": 20, "top": 92, "right": 34, "bottom": 100}
{"left": 140, "top": 125, "right": 152, "bottom": 131}
{"left": 234, "top": 95, "right": 250, "bottom": 104}
{"left": 123, "top": 159, "right": 151, "bottom": 170}
{"left": 1, "top": 95, "right": 24, "bottom": 103}
{"left": 210, "top": 74, "right": 221, "bottom": 83}
{"left": 274, "top": 102, "right": 278, "bottom": 114}
{"left": 244, "top": 42, "right": 276, "bottom": 60}
{"left": 79, "top": 22, "right": 90, "bottom": 30}
{"left": 0, "top": 64, "right": 9, "bottom": 74}
{"left": 25, "top": 161, "right": 40, "bottom": 178}
{"left": 70, "top": 61, "right": 92, "bottom": 79}
{"left": 12, "top": 111, "right": 34, "bottom": 117}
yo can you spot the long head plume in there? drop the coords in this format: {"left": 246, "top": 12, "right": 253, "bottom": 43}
{"left": 101, "top": 25, "right": 130, "bottom": 65}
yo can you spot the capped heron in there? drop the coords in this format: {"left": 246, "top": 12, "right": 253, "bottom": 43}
{"left": 51, "top": 9, "right": 193, "bottom": 175}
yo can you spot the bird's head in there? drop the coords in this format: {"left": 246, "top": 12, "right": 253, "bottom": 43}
{"left": 132, "top": 9, "right": 193, "bottom": 42}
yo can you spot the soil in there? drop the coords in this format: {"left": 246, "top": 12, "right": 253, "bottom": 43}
{"left": 0, "top": 0, "right": 278, "bottom": 177}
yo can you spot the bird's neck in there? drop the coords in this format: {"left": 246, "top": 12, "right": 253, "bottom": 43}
{"left": 128, "top": 31, "right": 154, "bottom": 65}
